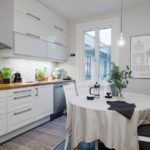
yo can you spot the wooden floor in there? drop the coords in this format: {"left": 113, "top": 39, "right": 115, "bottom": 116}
{"left": 0, "top": 116, "right": 111, "bottom": 150}
{"left": 0, "top": 116, "right": 66, "bottom": 150}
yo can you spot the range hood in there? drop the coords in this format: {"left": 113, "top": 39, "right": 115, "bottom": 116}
{"left": 0, "top": 42, "right": 12, "bottom": 49}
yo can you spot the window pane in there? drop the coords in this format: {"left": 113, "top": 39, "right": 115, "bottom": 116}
{"left": 84, "top": 31, "right": 96, "bottom": 80}
{"left": 99, "top": 28, "right": 111, "bottom": 81}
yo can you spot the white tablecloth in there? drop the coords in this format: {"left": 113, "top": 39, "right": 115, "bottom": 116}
{"left": 66, "top": 92, "right": 150, "bottom": 150}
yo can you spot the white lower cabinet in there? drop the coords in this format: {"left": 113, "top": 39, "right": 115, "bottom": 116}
{"left": 0, "top": 84, "right": 54, "bottom": 137}
{"left": 0, "top": 98, "right": 6, "bottom": 115}
{"left": 0, "top": 115, "right": 7, "bottom": 136}
{"left": 7, "top": 105, "right": 33, "bottom": 132}
{"left": 0, "top": 91, "right": 7, "bottom": 136}
{"left": 7, "top": 92, "right": 34, "bottom": 113}
{"left": 34, "top": 85, "right": 53, "bottom": 121}
{"left": 0, "top": 96, "right": 6, "bottom": 115}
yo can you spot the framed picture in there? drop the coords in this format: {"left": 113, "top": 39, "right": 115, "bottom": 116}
{"left": 130, "top": 34, "right": 150, "bottom": 79}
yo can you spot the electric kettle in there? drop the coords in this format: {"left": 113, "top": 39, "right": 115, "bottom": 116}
{"left": 89, "top": 82, "right": 100, "bottom": 97}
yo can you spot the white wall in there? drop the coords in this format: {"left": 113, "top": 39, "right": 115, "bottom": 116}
{"left": 59, "top": 2, "right": 150, "bottom": 95}
{"left": 0, "top": 58, "right": 57, "bottom": 82}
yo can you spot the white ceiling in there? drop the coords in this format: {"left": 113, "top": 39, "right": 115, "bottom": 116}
{"left": 38, "top": 0, "right": 148, "bottom": 20}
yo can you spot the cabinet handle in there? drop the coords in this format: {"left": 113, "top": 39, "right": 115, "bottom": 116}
{"left": 14, "top": 90, "right": 32, "bottom": 94}
{"left": 26, "top": 13, "right": 41, "bottom": 21}
{"left": 54, "top": 26, "right": 63, "bottom": 32}
{"left": 26, "top": 33, "right": 40, "bottom": 39}
{"left": 35, "top": 88, "right": 38, "bottom": 96}
{"left": 14, "top": 94, "right": 31, "bottom": 100}
{"left": 54, "top": 42, "right": 63, "bottom": 47}
{"left": 14, "top": 108, "right": 32, "bottom": 116}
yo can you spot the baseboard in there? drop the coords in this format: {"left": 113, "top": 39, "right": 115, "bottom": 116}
{"left": 0, "top": 116, "right": 50, "bottom": 144}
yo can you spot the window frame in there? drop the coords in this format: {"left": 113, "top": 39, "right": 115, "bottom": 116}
{"left": 76, "top": 18, "right": 120, "bottom": 82}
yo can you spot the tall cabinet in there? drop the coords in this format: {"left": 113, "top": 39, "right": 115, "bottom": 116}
{"left": 0, "top": 0, "right": 69, "bottom": 62}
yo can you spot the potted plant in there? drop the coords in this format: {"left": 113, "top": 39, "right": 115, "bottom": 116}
{"left": 109, "top": 63, "right": 132, "bottom": 97}
{"left": 1, "top": 67, "right": 13, "bottom": 84}
{"left": 37, "top": 69, "right": 45, "bottom": 81}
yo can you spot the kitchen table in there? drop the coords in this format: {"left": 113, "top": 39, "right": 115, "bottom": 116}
{"left": 66, "top": 92, "right": 150, "bottom": 150}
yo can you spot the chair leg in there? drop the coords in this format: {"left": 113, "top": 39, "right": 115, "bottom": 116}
{"left": 95, "top": 140, "right": 99, "bottom": 150}
{"left": 64, "top": 132, "right": 69, "bottom": 150}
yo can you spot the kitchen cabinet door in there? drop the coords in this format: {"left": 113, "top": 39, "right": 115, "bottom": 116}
{"left": 48, "top": 42, "right": 67, "bottom": 61}
{"left": 0, "top": 90, "right": 6, "bottom": 98}
{"left": 0, "top": 98, "right": 6, "bottom": 115}
{"left": 52, "top": 14, "right": 69, "bottom": 33}
{"left": 14, "top": 0, "right": 45, "bottom": 23}
{"left": 14, "top": 10, "right": 53, "bottom": 43}
{"left": 50, "top": 27, "right": 68, "bottom": 47}
{"left": 14, "top": 0, "right": 68, "bottom": 32}
{"left": 7, "top": 105, "right": 33, "bottom": 132}
{"left": 0, "top": 115, "right": 6, "bottom": 136}
{"left": 34, "top": 85, "right": 53, "bottom": 121}
{"left": 0, "top": 91, "right": 6, "bottom": 115}
{"left": 14, "top": 32, "right": 48, "bottom": 58}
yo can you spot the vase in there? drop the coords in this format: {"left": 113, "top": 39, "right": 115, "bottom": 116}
{"left": 3, "top": 78, "right": 10, "bottom": 84}
{"left": 110, "top": 84, "right": 118, "bottom": 96}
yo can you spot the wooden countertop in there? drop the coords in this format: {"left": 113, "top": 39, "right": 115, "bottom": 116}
{"left": 0, "top": 80, "right": 75, "bottom": 90}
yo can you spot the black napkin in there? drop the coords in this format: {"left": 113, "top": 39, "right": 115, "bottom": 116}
{"left": 107, "top": 101, "right": 136, "bottom": 119}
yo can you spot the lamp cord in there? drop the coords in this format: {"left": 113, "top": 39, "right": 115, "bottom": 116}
{"left": 120, "top": 0, "right": 123, "bottom": 33}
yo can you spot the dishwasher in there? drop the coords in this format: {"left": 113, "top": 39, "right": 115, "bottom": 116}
{"left": 51, "top": 82, "right": 68, "bottom": 119}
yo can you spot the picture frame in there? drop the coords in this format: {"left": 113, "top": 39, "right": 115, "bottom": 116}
{"left": 130, "top": 34, "right": 150, "bottom": 79}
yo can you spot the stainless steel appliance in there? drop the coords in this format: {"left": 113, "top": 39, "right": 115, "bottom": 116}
{"left": 51, "top": 82, "right": 68, "bottom": 119}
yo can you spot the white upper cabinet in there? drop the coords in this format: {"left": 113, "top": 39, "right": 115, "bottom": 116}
{"left": 14, "top": 10, "right": 52, "bottom": 43}
{"left": 0, "top": 0, "right": 69, "bottom": 61}
{"left": 48, "top": 43, "right": 67, "bottom": 61}
{"left": 14, "top": 0, "right": 68, "bottom": 32}
{"left": 0, "top": 0, "right": 13, "bottom": 49}
{"left": 14, "top": 32, "right": 48, "bottom": 58}
{"left": 14, "top": 0, "right": 69, "bottom": 61}
{"left": 14, "top": 0, "right": 68, "bottom": 44}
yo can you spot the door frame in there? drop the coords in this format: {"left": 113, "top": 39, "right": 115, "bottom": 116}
{"left": 76, "top": 17, "right": 120, "bottom": 82}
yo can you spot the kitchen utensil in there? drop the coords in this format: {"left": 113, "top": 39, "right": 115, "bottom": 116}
{"left": 89, "top": 82, "right": 100, "bottom": 97}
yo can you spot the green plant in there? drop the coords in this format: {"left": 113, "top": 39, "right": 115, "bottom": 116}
{"left": 109, "top": 63, "right": 132, "bottom": 91}
{"left": 1, "top": 67, "right": 13, "bottom": 79}
{"left": 37, "top": 69, "right": 45, "bottom": 79}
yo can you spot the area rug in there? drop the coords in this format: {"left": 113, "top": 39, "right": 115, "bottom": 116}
{"left": 0, "top": 116, "right": 66, "bottom": 150}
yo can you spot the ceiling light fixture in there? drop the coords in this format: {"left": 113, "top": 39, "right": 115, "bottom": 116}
{"left": 118, "top": 0, "right": 125, "bottom": 47}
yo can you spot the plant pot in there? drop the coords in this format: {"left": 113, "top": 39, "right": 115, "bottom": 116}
{"left": 118, "top": 89, "right": 123, "bottom": 97}
{"left": 3, "top": 78, "right": 11, "bottom": 84}
{"left": 110, "top": 84, "right": 119, "bottom": 96}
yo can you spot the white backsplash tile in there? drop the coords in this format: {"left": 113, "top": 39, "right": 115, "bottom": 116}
{"left": 0, "top": 58, "right": 57, "bottom": 82}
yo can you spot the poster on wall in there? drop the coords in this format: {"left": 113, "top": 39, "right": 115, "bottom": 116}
{"left": 131, "top": 34, "right": 150, "bottom": 78}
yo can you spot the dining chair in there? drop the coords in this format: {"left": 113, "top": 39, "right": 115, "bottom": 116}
{"left": 138, "top": 124, "right": 150, "bottom": 150}
{"left": 63, "top": 82, "right": 78, "bottom": 150}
